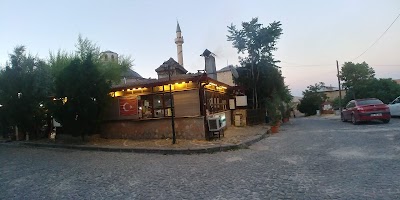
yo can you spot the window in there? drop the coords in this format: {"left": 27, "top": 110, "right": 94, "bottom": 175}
{"left": 205, "top": 90, "right": 228, "bottom": 114}
{"left": 356, "top": 99, "right": 383, "bottom": 106}
{"left": 138, "top": 93, "right": 173, "bottom": 119}
{"left": 153, "top": 94, "right": 164, "bottom": 118}
{"left": 104, "top": 54, "right": 108, "bottom": 61}
{"left": 111, "top": 55, "right": 115, "bottom": 61}
{"left": 139, "top": 95, "right": 152, "bottom": 119}
{"left": 346, "top": 101, "right": 355, "bottom": 109}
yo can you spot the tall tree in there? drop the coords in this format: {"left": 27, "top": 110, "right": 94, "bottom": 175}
{"left": 52, "top": 55, "right": 110, "bottom": 140}
{"left": 343, "top": 78, "right": 400, "bottom": 104}
{"left": 0, "top": 46, "right": 52, "bottom": 139}
{"left": 340, "top": 62, "right": 375, "bottom": 98}
{"left": 227, "top": 18, "right": 283, "bottom": 109}
{"left": 48, "top": 36, "right": 133, "bottom": 140}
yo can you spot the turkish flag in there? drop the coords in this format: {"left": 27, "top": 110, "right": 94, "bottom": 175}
{"left": 119, "top": 97, "right": 138, "bottom": 116}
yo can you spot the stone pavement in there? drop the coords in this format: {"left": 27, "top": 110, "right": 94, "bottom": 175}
{"left": 1, "top": 124, "right": 270, "bottom": 154}
{"left": 1, "top": 117, "right": 399, "bottom": 199}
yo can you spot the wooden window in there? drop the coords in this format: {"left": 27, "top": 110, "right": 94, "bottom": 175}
{"left": 139, "top": 93, "right": 174, "bottom": 118}
{"left": 205, "top": 90, "right": 228, "bottom": 114}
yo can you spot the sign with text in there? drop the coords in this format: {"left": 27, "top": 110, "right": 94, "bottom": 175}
{"left": 119, "top": 96, "right": 138, "bottom": 116}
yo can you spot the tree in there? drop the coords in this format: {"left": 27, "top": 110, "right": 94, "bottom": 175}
{"left": 48, "top": 36, "right": 133, "bottom": 140}
{"left": 0, "top": 46, "right": 52, "bottom": 139}
{"left": 227, "top": 18, "right": 283, "bottom": 109}
{"left": 52, "top": 55, "right": 110, "bottom": 140}
{"left": 343, "top": 78, "right": 400, "bottom": 104}
{"left": 297, "top": 82, "right": 327, "bottom": 116}
{"left": 340, "top": 62, "right": 375, "bottom": 99}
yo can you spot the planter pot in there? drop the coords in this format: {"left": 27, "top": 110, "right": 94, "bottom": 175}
{"left": 271, "top": 125, "right": 279, "bottom": 133}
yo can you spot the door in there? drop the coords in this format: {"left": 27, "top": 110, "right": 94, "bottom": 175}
{"left": 344, "top": 101, "right": 356, "bottom": 120}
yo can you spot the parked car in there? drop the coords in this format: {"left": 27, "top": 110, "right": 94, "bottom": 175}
{"left": 341, "top": 98, "right": 391, "bottom": 124}
{"left": 388, "top": 96, "right": 400, "bottom": 117}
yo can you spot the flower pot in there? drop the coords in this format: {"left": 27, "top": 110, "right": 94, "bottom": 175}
{"left": 283, "top": 118, "right": 289, "bottom": 123}
{"left": 271, "top": 125, "right": 279, "bottom": 133}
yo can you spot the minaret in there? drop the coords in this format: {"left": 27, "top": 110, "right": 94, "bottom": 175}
{"left": 175, "top": 21, "right": 184, "bottom": 66}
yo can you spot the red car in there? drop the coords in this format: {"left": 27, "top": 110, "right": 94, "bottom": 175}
{"left": 341, "top": 98, "right": 391, "bottom": 124}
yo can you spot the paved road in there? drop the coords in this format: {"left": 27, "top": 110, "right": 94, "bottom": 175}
{"left": 1, "top": 117, "right": 400, "bottom": 199}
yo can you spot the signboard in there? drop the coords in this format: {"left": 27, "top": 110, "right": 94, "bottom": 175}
{"left": 229, "top": 99, "right": 236, "bottom": 110}
{"left": 119, "top": 96, "right": 138, "bottom": 116}
{"left": 235, "top": 96, "right": 248, "bottom": 107}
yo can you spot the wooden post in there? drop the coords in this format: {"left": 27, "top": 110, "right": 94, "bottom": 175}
{"left": 336, "top": 60, "right": 343, "bottom": 112}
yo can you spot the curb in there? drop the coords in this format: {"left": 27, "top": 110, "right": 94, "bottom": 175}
{"left": 1, "top": 129, "right": 270, "bottom": 155}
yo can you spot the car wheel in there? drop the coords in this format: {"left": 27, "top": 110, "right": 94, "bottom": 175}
{"left": 341, "top": 114, "right": 347, "bottom": 122}
{"left": 382, "top": 119, "right": 390, "bottom": 124}
{"left": 351, "top": 114, "right": 358, "bottom": 125}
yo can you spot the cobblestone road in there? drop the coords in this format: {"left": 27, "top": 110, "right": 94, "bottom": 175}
{"left": 1, "top": 117, "right": 400, "bottom": 199}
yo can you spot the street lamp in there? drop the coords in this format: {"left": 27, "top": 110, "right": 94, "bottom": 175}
{"left": 163, "top": 64, "right": 176, "bottom": 144}
{"left": 16, "top": 92, "right": 22, "bottom": 140}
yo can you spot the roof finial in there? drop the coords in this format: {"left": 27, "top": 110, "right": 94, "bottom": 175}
{"left": 176, "top": 20, "right": 181, "bottom": 32}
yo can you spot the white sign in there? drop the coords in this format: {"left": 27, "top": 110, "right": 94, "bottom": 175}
{"left": 229, "top": 99, "right": 236, "bottom": 110}
{"left": 235, "top": 96, "right": 248, "bottom": 107}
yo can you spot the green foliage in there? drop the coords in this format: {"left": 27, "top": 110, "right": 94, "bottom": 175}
{"left": 265, "top": 91, "right": 282, "bottom": 125}
{"left": 1, "top": 36, "right": 133, "bottom": 140}
{"left": 343, "top": 78, "right": 400, "bottom": 104}
{"left": 331, "top": 96, "right": 346, "bottom": 110}
{"left": 340, "top": 62, "right": 375, "bottom": 90}
{"left": 227, "top": 18, "right": 285, "bottom": 109}
{"left": 48, "top": 36, "right": 133, "bottom": 139}
{"left": 50, "top": 36, "right": 132, "bottom": 84}
{"left": 297, "top": 82, "right": 327, "bottom": 116}
{"left": 52, "top": 55, "right": 111, "bottom": 139}
{"left": 340, "top": 61, "right": 400, "bottom": 104}
{"left": 0, "top": 46, "right": 52, "bottom": 138}
{"left": 235, "top": 62, "right": 286, "bottom": 107}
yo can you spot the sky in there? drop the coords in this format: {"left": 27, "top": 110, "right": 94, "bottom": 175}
{"left": 1, "top": 0, "right": 399, "bottom": 96}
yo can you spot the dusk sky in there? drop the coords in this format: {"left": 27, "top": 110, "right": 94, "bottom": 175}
{"left": 1, "top": 0, "right": 399, "bottom": 96}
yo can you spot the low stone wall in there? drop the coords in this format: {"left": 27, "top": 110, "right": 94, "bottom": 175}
{"left": 101, "top": 116, "right": 205, "bottom": 140}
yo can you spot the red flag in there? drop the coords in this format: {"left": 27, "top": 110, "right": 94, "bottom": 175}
{"left": 119, "top": 97, "right": 138, "bottom": 116}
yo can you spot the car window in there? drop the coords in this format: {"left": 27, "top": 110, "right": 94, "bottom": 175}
{"left": 357, "top": 99, "right": 383, "bottom": 106}
{"left": 346, "top": 102, "right": 355, "bottom": 108}
{"left": 394, "top": 98, "right": 400, "bottom": 104}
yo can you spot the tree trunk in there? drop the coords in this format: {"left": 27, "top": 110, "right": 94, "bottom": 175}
{"left": 255, "top": 64, "right": 260, "bottom": 109}
{"left": 251, "top": 62, "right": 256, "bottom": 109}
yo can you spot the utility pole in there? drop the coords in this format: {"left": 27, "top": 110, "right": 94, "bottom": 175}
{"left": 336, "top": 60, "right": 343, "bottom": 112}
{"left": 166, "top": 64, "right": 176, "bottom": 144}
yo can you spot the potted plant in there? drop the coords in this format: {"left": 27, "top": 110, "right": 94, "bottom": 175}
{"left": 266, "top": 94, "right": 282, "bottom": 133}
{"left": 282, "top": 103, "right": 292, "bottom": 123}
{"left": 270, "top": 112, "right": 281, "bottom": 133}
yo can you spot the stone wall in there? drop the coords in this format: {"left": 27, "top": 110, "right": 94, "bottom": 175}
{"left": 101, "top": 116, "right": 205, "bottom": 140}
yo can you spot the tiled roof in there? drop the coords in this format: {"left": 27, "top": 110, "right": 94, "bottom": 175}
{"left": 155, "top": 57, "right": 188, "bottom": 74}
{"left": 217, "top": 66, "right": 231, "bottom": 72}
{"left": 121, "top": 68, "right": 143, "bottom": 79}
{"left": 111, "top": 73, "right": 199, "bottom": 90}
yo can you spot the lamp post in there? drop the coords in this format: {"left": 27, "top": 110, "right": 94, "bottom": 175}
{"left": 164, "top": 64, "right": 176, "bottom": 144}
{"left": 16, "top": 92, "right": 22, "bottom": 140}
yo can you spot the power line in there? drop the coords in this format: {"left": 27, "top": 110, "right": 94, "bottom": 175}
{"left": 352, "top": 12, "right": 400, "bottom": 61}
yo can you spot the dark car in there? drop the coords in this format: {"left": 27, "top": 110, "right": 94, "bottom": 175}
{"left": 341, "top": 98, "right": 391, "bottom": 124}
